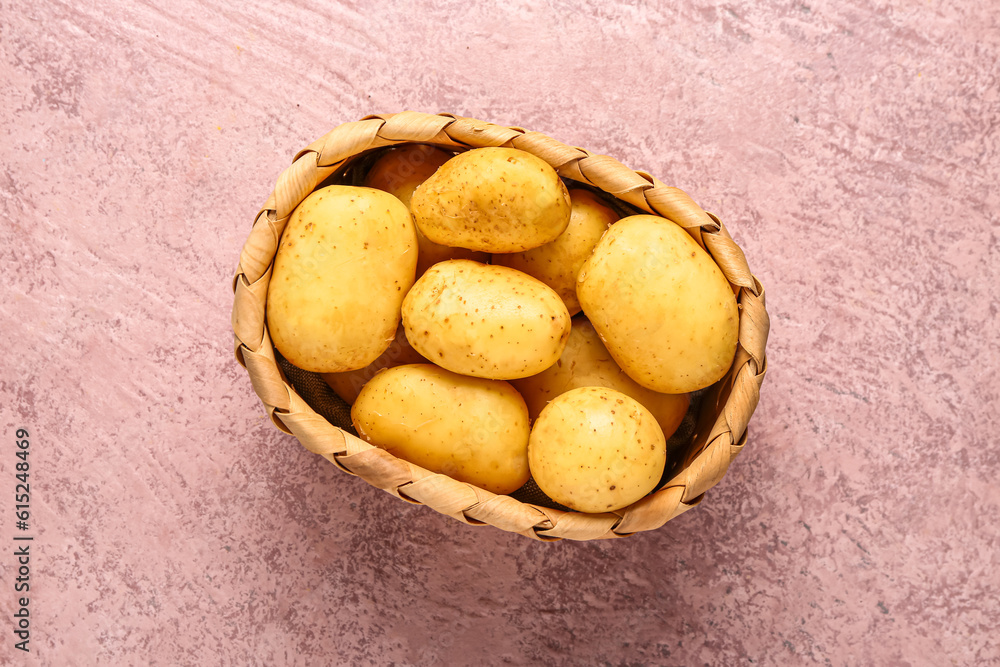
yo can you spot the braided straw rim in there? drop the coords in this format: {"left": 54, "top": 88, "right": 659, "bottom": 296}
{"left": 231, "top": 111, "right": 769, "bottom": 541}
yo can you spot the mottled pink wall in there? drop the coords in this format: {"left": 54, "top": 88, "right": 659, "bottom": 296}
{"left": 1, "top": 0, "right": 998, "bottom": 665}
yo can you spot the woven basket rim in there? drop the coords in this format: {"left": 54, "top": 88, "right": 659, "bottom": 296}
{"left": 231, "top": 111, "right": 769, "bottom": 541}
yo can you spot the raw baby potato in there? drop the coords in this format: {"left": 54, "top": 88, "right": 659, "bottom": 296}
{"left": 267, "top": 185, "right": 417, "bottom": 373}
{"left": 410, "top": 147, "right": 572, "bottom": 253}
{"left": 364, "top": 144, "right": 488, "bottom": 276}
{"left": 321, "top": 323, "right": 426, "bottom": 404}
{"left": 528, "top": 386, "right": 666, "bottom": 513}
{"left": 493, "top": 188, "right": 618, "bottom": 315}
{"left": 512, "top": 317, "right": 689, "bottom": 440}
{"left": 577, "top": 214, "right": 739, "bottom": 394}
{"left": 364, "top": 144, "right": 452, "bottom": 208}
{"left": 351, "top": 364, "right": 530, "bottom": 495}
{"left": 402, "top": 259, "right": 571, "bottom": 380}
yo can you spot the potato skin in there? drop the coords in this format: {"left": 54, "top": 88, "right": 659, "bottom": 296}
{"left": 402, "top": 260, "right": 572, "bottom": 380}
{"left": 364, "top": 144, "right": 452, "bottom": 208}
{"left": 410, "top": 147, "right": 572, "bottom": 253}
{"left": 266, "top": 185, "right": 417, "bottom": 373}
{"left": 511, "top": 317, "right": 689, "bottom": 439}
{"left": 364, "top": 144, "right": 488, "bottom": 276}
{"left": 351, "top": 364, "right": 530, "bottom": 495}
{"left": 528, "top": 386, "right": 666, "bottom": 513}
{"left": 577, "top": 215, "right": 739, "bottom": 394}
{"left": 321, "top": 324, "right": 427, "bottom": 404}
{"left": 493, "top": 188, "right": 618, "bottom": 315}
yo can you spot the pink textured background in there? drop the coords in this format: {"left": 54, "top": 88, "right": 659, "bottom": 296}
{"left": 2, "top": 0, "right": 998, "bottom": 665}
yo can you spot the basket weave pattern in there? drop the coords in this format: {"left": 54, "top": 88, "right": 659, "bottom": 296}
{"left": 231, "top": 111, "right": 769, "bottom": 541}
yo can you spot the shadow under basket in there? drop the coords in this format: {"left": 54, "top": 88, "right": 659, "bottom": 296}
{"left": 231, "top": 111, "right": 770, "bottom": 542}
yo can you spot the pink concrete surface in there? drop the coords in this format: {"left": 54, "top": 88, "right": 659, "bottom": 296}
{"left": 1, "top": 0, "right": 998, "bottom": 664}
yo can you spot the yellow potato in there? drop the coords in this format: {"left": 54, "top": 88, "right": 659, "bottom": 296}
{"left": 321, "top": 324, "right": 427, "bottom": 404}
{"left": 528, "top": 386, "right": 666, "bottom": 513}
{"left": 351, "top": 364, "right": 530, "bottom": 495}
{"left": 402, "top": 259, "right": 571, "bottom": 380}
{"left": 365, "top": 144, "right": 452, "bottom": 208}
{"left": 364, "top": 144, "right": 488, "bottom": 276}
{"left": 266, "top": 185, "right": 417, "bottom": 373}
{"left": 577, "top": 215, "right": 739, "bottom": 393}
{"left": 493, "top": 188, "right": 618, "bottom": 315}
{"left": 511, "top": 317, "right": 689, "bottom": 439}
{"left": 410, "top": 147, "right": 572, "bottom": 253}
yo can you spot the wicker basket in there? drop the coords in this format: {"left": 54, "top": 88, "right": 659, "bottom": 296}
{"left": 231, "top": 111, "right": 769, "bottom": 541}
